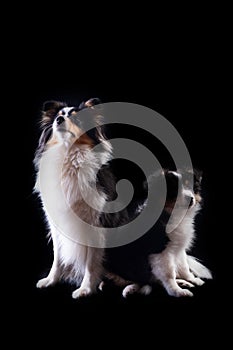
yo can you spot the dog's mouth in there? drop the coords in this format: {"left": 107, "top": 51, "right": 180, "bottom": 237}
{"left": 188, "top": 198, "right": 194, "bottom": 208}
{"left": 188, "top": 196, "right": 197, "bottom": 208}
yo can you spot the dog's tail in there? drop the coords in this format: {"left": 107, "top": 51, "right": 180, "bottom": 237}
{"left": 187, "top": 255, "right": 213, "bottom": 279}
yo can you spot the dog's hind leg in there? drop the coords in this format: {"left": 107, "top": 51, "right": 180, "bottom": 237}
{"left": 122, "top": 284, "right": 152, "bottom": 297}
{"left": 139, "top": 285, "right": 152, "bottom": 295}
{"left": 36, "top": 231, "right": 61, "bottom": 288}
{"left": 98, "top": 272, "right": 132, "bottom": 291}
{"left": 187, "top": 255, "right": 212, "bottom": 280}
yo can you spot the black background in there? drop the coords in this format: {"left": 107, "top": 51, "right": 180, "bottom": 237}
{"left": 11, "top": 6, "right": 228, "bottom": 345}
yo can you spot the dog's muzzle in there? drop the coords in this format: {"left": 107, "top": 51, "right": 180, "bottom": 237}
{"left": 56, "top": 116, "right": 65, "bottom": 125}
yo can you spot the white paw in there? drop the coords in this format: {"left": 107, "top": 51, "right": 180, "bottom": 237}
{"left": 98, "top": 281, "right": 105, "bottom": 292}
{"left": 72, "top": 287, "right": 92, "bottom": 299}
{"left": 174, "top": 288, "right": 194, "bottom": 297}
{"left": 176, "top": 279, "right": 194, "bottom": 288}
{"left": 192, "top": 277, "right": 205, "bottom": 286}
{"left": 36, "top": 277, "right": 55, "bottom": 289}
{"left": 139, "top": 285, "right": 152, "bottom": 295}
{"left": 122, "top": 284, "right": 139, "bottom": 298}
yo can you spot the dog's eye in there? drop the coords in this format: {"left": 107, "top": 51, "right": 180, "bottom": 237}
{"left": 67, "top": 108, "right": 79, "bottom": 118}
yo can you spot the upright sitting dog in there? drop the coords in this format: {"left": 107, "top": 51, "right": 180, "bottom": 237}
{"left": 34, "top": 98, "right": 115, "bottom": 298}
{"left": 103, "top": 169, "right": 212, "bottom": 297}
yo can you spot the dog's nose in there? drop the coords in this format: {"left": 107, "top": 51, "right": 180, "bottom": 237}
{"left": 56, "top": 116, "right": 65, "bottom": 125}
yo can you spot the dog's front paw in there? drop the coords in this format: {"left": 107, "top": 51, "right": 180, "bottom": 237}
{"left": 174, "top": 288, "right": 194, "bottom": 297}
{"left": 72, "top": 287, "right": 93, "bottom": 299}
{"left": 192, "top": 277, "right": 205, "bottom": 286}
{"left": 122, "top": 284, "right": 140, "bottom": 298}
{"left": 36, "top": 277, "right": 55, "bottom": 289}
{"left": 176, "top": 279, "right": 194, "bottom": 288}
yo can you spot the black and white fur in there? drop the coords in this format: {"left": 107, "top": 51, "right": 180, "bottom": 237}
{"left": 102, "top": 170, "right": 212, "bottom": 297}
{"left": 34, "top": 98, "right": 115, "bottom": 298}
{"left": 34, "top": 99, "right": 212, "bottom": 299}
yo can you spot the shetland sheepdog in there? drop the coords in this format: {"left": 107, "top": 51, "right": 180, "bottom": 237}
{"left": 34, "top": 98, "right": 117, "bottom": 298}
{"left": 102, "top": 169, "right": 213, "bottom": 297}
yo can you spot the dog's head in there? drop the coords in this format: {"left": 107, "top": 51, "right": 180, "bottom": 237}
{"left": 164, "top": 168, "right": 202, "bottom": 212}
{"left": 34, "top": 98, "right": 110, "bottom": 166}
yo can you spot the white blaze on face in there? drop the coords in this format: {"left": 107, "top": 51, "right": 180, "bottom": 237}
{"left": 57, "top": 107, "right": 75, "bottom": 118}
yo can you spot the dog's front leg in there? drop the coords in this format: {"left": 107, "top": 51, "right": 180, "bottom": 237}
{"left": 150, "top": 253, "right": 193, "bottom": 297}
{"left": 36, "top": 232, "right": 61, "bottom": 288}
{"left": 72, "top": 247, "right": 103, "bottom": 298}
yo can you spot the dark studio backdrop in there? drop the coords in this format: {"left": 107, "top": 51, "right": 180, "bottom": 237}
{"left": 14, "top": 8, "right": 227, "bottom": 344}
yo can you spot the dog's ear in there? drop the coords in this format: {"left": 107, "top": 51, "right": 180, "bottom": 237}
{"left": 41, "top": 100, "right": 67, "bottom": 127}
{"left": 34, "top": 125, "right": 53, "bottom": 168}
{"left": 38, "top": 125, "right": 53, "bottom": 147}
{"left": 79, "top": 97, "right": 102, "bottom": 110}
